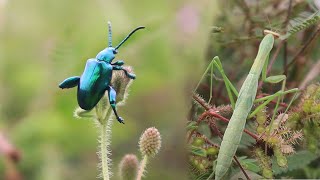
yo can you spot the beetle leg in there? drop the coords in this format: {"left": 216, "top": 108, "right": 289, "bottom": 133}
{"left": 112, "top": 65, "right": 136, "bottom": 79}
{"left": 111, "top": 60, "right": 124, "bottom": 66}
{"left": 107, "top": 86, "right": 125, "bottom": 124}
{"left": 59, "top": 76, "right": 80, "bottom": 89}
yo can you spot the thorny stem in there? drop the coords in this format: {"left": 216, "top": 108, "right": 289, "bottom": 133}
{"left": 206, "top": 111, "right": 259, "bottom": 140}
{"left": 192, "top": 93, "right": 211, "bottom": 111}
{"left": 192, "top": 93, "right": 259, "bottom": 140}
{"left": 136, "top": 155, "right": 148, "bottom": 180}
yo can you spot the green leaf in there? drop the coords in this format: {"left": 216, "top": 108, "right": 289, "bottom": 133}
{"left": 187, "top": 121, "right": 198, "bottom": 131}
{"left": 272, "top": 150, "right": 319, "bottom": 175}
{"left": 238, "top": 156, "right": 261, "bottom": 173}
{"left": 230, "top": 170, "right": 262, "bottom": 180}
{"left": 265, "top": 75, "right": 286, "bottom": 84}
{"left": 280, "top": 11, "right": 320, "bottom": 40}
{"left": 190, "top": 145, "right": 207, "bottom": 157}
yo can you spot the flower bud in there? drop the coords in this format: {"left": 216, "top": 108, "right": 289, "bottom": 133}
{"left": 111, "top": 66, "right": 134, "bottom": 105}
{"left": 119, "top": 154, "right": 139, "bottom": 180}
{"left": 139, "top": 127, "right": 161, "bottom": 157}
{"left": 206, "top": 146, "right": 219, "bottom": 156}
{"left": 192, "top": 137, "right": 205, "bottom": 147}
{"left": 262, "top": 169, "right": 273, "bottom": 179}
{"left": 274, "top": 147, "right": 287, "bottom": 167}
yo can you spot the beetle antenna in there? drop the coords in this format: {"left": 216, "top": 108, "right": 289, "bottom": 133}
{"left": 115, "top": 26, "right": 145, "bottom": 50}
{"left": 108, "top": 21, "right": 112, "bottom": 47}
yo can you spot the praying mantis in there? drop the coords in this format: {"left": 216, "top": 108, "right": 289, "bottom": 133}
{"left": 195, "top": 33, "right": 299, "bottom": 179}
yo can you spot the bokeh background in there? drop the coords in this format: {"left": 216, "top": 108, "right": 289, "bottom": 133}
{"left": 1, "top": 0, "right": 216, "bottom": 179}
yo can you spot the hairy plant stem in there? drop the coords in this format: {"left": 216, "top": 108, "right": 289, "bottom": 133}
{"left": 136, "top": 155, "right": 148, "bottom": 180}
{"left": 98, "top": 107, "right": 113, "bottom": 180}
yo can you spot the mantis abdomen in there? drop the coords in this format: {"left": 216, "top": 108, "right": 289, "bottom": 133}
{"left": 215, "top": 34, "right": 274, "bottom": 179}
{"left": 215, "top": 75, "right": 258, "bottom": 179}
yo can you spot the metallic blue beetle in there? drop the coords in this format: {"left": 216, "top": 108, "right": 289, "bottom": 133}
{"left": 59, "top": 22, "right": 145, "bottom": 124}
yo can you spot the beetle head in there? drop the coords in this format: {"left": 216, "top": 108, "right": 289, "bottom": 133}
{"left": 96, "top": 21, "right": 145, "bottom": 63}
{"left": 96, "top": 47, "right": 118, "bottom": 63}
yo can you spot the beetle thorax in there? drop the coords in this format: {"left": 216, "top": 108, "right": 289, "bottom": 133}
{"left": 96, "top": 47, "right": 117, "bottom": 63}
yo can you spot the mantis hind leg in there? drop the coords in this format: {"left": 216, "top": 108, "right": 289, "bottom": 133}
{"left": 107, "top": 86, "right": 125, "bottom": 124}
{"left": 59, "top": 76, "right": 80, "bottom": 89}
{"left": 212, "top": 56, "right": 239, "bottom": 108}
{"left": 194, "top": 56, "right": 239, "bottom": 108}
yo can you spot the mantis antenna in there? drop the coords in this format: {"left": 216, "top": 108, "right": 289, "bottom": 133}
{"left": 115, "top": 26, "right": 145, "bottom": 50}
{"left": 108, "top": 21, "right": 112, "bottom": 47}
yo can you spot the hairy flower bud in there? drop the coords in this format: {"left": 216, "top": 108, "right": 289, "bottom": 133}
{"left": 139, "top": 127, "right": 161, "bottom": 157}
{"left": 119, "top": 154, "right": 139, "bottom": 180}
{"left": 274, "top": 147, "right": 287, "bottom": 167}
{"left": 112, "top": 66, "right": 134, "bottom": 106}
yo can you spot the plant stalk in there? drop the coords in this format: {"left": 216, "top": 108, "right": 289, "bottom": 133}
{"left": 136, "top": 155, "right": 148, "bottom": 180}
{"left": 98, "top": 108, "right": 113, "bottom": 180}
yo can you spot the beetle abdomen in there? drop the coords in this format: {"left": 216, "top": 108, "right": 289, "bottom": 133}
{"left": 77, "top": 58, "right": 113, "bottom": 110}
{"left": 78, "top": 90, "right": 104, "bottom": 110}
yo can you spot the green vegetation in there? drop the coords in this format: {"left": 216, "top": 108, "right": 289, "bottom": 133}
{"left": 188, "top": 1, "right": 320, "bottom": 179}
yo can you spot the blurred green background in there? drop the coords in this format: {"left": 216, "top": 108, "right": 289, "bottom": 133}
{"left": 1, "top": 0, "right": 216, "bottom": 179}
